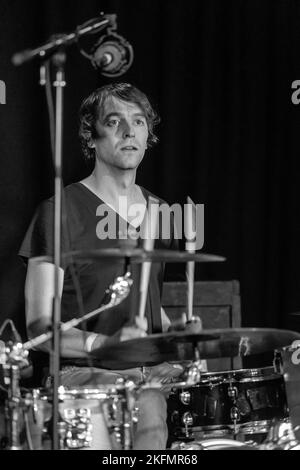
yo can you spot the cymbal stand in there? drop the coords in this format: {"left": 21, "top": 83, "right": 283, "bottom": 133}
{"left": 22, "top": 272, "right": 133, "bottom": 351}
{"left": 120, "top": 379, "right": 136, "bottom": 450}
{"left": 6, "top": 365, "right": 22, "bottom": 450}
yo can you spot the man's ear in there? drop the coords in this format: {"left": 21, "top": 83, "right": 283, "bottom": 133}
{"left": 88, "top": 140, "right": 96, "bottom": 149}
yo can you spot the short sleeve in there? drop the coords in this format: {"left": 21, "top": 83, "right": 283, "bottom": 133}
{"left": 19, "top": 199, "right": 70, "bottom": 266}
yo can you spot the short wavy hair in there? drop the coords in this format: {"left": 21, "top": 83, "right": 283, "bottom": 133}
{"left": 79, "top": 83, "right": 160, "bottom": 160}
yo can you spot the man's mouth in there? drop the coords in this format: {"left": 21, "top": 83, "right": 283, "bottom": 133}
{"left": 120, "top": 145, "right": 138, "bottom": 151}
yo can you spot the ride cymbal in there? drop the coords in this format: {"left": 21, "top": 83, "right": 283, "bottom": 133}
{"left": 90, "top": 328, "right": 300, "bottom": 369}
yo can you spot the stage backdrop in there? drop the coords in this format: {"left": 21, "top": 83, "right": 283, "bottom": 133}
{"left": 1, "top": 0, "right": 300, "bottom": 341}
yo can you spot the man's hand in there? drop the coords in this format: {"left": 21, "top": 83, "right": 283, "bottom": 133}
{"left": 103, "top": 316, "right": 148, "bottom": 346}
{"left": 119, "top": 316, "right": 148, "bottom": 341}
{"left": 146, "top": 362, "right": 184, "bottom": 384}
{"left": 168, "top": 312, "right": 204, "bottom": 333}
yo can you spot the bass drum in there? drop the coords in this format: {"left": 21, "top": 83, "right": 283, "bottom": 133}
{"left": 167, "top": 366, "right": 288, "bottom": 443}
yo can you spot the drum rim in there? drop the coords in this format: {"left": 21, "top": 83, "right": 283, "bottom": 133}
{"left": 194, "top": 366, "right": 281, "bottom": 384}
{"left": 195, "top": 438, "right": 248, "bottom": 448}
{"left": 171, "top": 438, "right": 248, "bottom": 450}
{"left": 176, "top": 419, "right": 276, "bottom": 434}
{"left": 33, "top": 385, "right": 132, "bottom": 400}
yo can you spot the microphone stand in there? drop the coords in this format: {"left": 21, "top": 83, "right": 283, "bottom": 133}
{"left": 12, "top": 15, "right": 114, "bottom": 66}
{"left": 50, "top": 49, "right": 65, "bottom": 450}
{"left": 36, "top": 48, "right": 67, "bottom": 450}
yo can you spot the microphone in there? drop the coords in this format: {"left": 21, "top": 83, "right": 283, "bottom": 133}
{"left": 90, "top": 33, "right": 134, "bottom": 77}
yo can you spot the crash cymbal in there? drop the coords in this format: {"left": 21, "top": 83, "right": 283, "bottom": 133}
{"left": 60, "top": 248, "right": 225, "bottom": 264}
{"left": 90, "top": 331, "right": 220, "bottom": 368}
{"left": 90, "top": 328, "right": 300, "bottom": 369}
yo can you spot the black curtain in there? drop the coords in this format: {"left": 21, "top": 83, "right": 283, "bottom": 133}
{"left": 1, "top": 0, "right": 300, "bottom": 340}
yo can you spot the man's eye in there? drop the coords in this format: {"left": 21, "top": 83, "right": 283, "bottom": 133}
{"left": 135, "top": 119, "right": 146, "bottom": 126}
{"left": 106, "top": 119, "right": 120, "bottom": 127}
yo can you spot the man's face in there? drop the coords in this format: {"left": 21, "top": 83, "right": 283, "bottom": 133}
{"left": 92, "top": 96, "right": 149, "bottom": 171}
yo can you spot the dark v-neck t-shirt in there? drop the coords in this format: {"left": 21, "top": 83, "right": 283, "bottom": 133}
{"left": 19, "top": 182, "right": 176, "bottom": 339}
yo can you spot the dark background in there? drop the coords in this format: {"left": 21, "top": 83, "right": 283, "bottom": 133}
{"left": 1, "top": 0, "right": 300, "bottom": 341}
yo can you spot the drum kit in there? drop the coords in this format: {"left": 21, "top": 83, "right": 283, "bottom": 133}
{"left": 1, "top": 248, "right": 300, "bottom": 451}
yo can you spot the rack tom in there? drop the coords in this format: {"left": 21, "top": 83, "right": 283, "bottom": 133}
{"left": 167, "top": 366, "right": 288, "bottom": 441}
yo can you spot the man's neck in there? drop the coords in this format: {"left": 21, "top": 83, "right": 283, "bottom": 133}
{"left": 82, "top": 159, "right": 141, "bottom": 207}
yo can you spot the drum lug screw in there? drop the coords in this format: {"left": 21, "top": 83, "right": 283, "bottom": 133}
{"left": 228, "top": 385, "right": 238, "bottom": 400}
{"left": 230, "top": 406, "right": 240, "bottom": 422}
{"left": 182, "top": 412, "right": 193, "bottom": 437}
{"left": 132, "top": 406, "right": 139, "bottom": 424}
{"left": 179, "top": 391, "right": 191, "bottom": 405}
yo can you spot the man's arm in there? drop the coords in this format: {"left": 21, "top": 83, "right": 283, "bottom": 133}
{"left": 25, "top": 259, "right": 147, "bottom": 357}
{"left": 25, "top": 259, "right": 107, "bottom": 357}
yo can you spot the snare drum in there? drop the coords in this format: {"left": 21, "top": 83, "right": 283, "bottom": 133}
{"left": 167, "top": 366, "right": 288, "bottom": 441}
{"left": 25, "top": 383, "right": 136, "bottom": 450}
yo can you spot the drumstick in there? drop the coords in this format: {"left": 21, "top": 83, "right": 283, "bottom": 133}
{"left": 185, "top": 196, "right": 196, "bottom": 322}
{"left": 186, "top": 260, "right": 195, "bottom": 322}
{"left": 138, "top": 197, "right": 159, "bottom": 321}
{"left": 186, "top": 196, "right": 207, "bottom": 371}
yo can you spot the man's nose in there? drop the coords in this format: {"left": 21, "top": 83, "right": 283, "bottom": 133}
{"left": 122, "top": 121, "right": 135, "bottom": 138}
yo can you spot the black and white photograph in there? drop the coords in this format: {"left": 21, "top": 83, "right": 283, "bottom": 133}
{"left": 1, "top": 0, "right": 300, "bottom": 453}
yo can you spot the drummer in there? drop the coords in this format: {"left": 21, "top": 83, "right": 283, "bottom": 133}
{"left": 19, "top": 83, "right": 182, "bottom": 449}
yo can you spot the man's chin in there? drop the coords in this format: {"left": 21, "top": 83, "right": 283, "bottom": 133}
{"left": 116, "top": 157, "right": 143, "bottom": 171}
{"left": 116, "top": 165, "right": 138, "bottom": 171}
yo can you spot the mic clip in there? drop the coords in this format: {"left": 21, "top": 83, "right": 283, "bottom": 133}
{"left": 78, "top": 20, "right": 134, "bottom": 78}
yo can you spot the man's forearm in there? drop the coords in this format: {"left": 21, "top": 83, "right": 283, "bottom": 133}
{"left": 27, "top": 320, "right": 108, "bottom": 358}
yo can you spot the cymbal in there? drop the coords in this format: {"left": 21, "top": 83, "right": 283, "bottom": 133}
{"left": 195, "top": 328, "right": 300, "bottom": 359}
{"left": 90, "top": 331, "right": 220, "bottom": 368}
{"left": 61, "top": 249, "right": 226, "bottom": 264}
{"left": 90, "top": 328, "right": 300, "bottom": 368}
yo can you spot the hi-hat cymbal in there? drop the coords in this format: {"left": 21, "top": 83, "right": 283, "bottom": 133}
{"left": 90, "top": 328, "right": 300, "bottom": 369}
{"left": 61, "top": 249, "right": 225, "bottom": 264}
